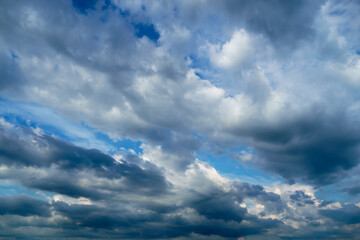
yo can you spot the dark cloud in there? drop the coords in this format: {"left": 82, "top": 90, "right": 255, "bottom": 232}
{"left": 0, "top": 126, "right": 170, "bottom": 199}
{"left": 23, "top": 172, "right": 104, "bottom": 200}
{"left": 342, "top": 185, "right": 360, "bottom": 196}
{"left": 53, "top": 201, "right": 161, "bottom": 230}
{"left": 319, "top": 204, "right": 360, "bottom": 224}
{"left": 0, "top": 123, "right": 289, "bottom": 239}
{"left": 0, "top": 195, "right": 51, "bottom": 217}
{"left": 51, "top": 200, "right": 281, "bottom": 239}
{"left": 233, "top": 182, "right": 285, "bottom": 214}
{"left": 0, "top": 124, "right": 284, "bottom": 239}
{"left": 290, "top": 190, "right": 314, "bottom": 206}
{"left": 180, "top": 0, "right": 323, "bottom": 51}
{"left": 222, "top": 0, "right": 323, "bottom": 47}
{"left": 189, "top": 190, "right": 246, "bottom": 222}
{"left": 318, "top": 200, "right": 334, "bottom": 208}
{"left": 0, "top": 51, "right": 25, "bottom": 91}
{"left": 180, "top": 217, "right": 279, "bottom": 239}
{"left": 1, "top": 123, "right": 360, "bottom": 239}
{"left": 234, "top": 107, "right": 360, "bottom": 185}
{"left": 182, "top": 181, "right": 285, "bottom": 224}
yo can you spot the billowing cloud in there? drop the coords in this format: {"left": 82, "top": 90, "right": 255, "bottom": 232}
{"left": 0, "top": 122, "right": 286, "bottom": 239}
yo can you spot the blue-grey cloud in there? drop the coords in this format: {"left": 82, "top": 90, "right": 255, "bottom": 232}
{"left": 0, "top": 125, "right": 169, "bottom": 199}
{"left": 0, "top": 195, "right": 51, "bottom": 217}
{"left": 0, "top": 123, "right": 285, "bottom": 239}
{"left": 319, "top": 204, "right": 360, "bottom": 225}
{"left": 220, "top": 0, "right": 324, "bottom": 49}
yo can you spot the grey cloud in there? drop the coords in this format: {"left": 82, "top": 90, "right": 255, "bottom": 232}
{"left": 233, "top": 182, "right": 285, "bottom": 214}
{"left": 342, "top": 185, "right": 360, "bottom": 196}
{"left": 0, "top": 51, "right": 25, "bottom": 91}
{"left": 0, "top": 126, "right": 170, "bottom": 199}
{"left": 23, "top": 172, "right": 104, "bottom": 200}
{"left": 0, "top": 195, "right": 51, "bottom": 217}
{"left": 1, "top": 123, "right": 360, "bottom": 239}
{"left": 189, "top": 190, "right": 246, "bottom": 222}
{"left": 172, "top": 0, "right": 323, "bottom": 52}
{"left": 221, "top": 0, "right": 324, "bottom": 49}
{"left": 52, "top": 200, "right": 280, "bottom": 239}
{"left": 319, "top": 204, "right": 360, "bottom": 225}
{"left": 0, "top": 124, "right": 285, "bottom": 239}
{"left": 230, "top": 105, "right": 360, "bottom": 185}
{"left": 53, "top": 201, "right": 162, "bottom": 230}
{"left": 160, "top": 134, "right": 201, "bottom": 170}
{"left": 290, "top": 190, "right": 314, "bottom": 206}
{"left": 178, "top": 218, "right": 280, "bottom": 239}
{"left": 318, "top": 200, "right": 334, "bottom": 208}
{"left": 182, "top": 181, "right": 285, "bottom": 223}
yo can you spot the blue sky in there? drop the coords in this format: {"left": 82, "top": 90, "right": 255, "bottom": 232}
{"left": 1, "top": 0, "right": 360, "bottom": 239}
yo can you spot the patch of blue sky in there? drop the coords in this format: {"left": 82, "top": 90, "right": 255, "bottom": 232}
{"left": 101, "top": 0, "right": 116, "bottom": 11}
{"left": 0, "top": 98, "right": 104, "bottom": 147}
{"left": 329, "top": 9, "right": 346, "bottom": 16}
{"left": 0, "top": 98, "right": 142, "bottom": 155}
{"left": 315, "top": 185, "right": 356, "bottom": 203}
{"left": 72, "top": 0, "right": 98, "bottom": 15}
{"left": 99, "top": 2, "right": 160, "bottom": 44}
{"left": 93, "top": 130, "right": 142, "bottom": 155}
{"left": 187, "top": 55, "right": 209, "bottom": 74}
{"left": 134, "top": 22, "right": 160, "bottom": 44}
{"left": 118, "top": 7, "right": 130, "bottom": 18}
{"left": 314, "top": 173, "right": 360, "bottom": 203}
{"left": 0, "top": 181, "right": 54, "bottom": 201}
{"left": 196, "top": 150, "right": 284, "bottom": 186}
{"left": 186, "top": 54, "right": 227, "bottom": 91}
{"left": 99, "top": 1, "right": 118, "bottom": 23}
{"left": 9, "top": 49, "right": 19, "bottom": 59}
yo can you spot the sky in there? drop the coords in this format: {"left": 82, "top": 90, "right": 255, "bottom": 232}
{"left": 0, "top": 0, "right": 360, "bottom": 239}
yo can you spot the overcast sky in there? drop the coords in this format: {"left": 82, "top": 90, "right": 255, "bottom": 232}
{"left": 1, "top": 0, "right": 360, "bottom": 239}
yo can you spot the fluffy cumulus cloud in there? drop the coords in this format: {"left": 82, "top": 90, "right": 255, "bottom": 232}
{"left": 0, "top": 0, "right": 360, "bottom": 239}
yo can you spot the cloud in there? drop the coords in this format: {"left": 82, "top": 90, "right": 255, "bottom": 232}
{"left": 239, "top": 108, "right": 360, "bottom": 185}
{"left": 290, "top": 190, "right": 315, "bottom": 206}
{"left": 319, "top": 203, "right": 360, "bottom": 225}
{"left": 209, "top": 29, "right": 253, "bottom": 70}
{"left": 1, "top": 0, "right": 358, "bottom": 177}
{"left": 342, "top": 185, "right": 360, "bottom": 196}
{"left": 1, "top": 0, "right": 360, "bottom": 238}
{"left": 220, "top": 0, "right": 323, "bottom": 49}
{"left": 0, "top": 121, "right": 289, "bottom": 239}
{"left": 0, "top": 124, "right": 170, "bottom": 200}
{"left": 1, "top": 0, "right": 359, "bottom": 187}
{"left": 0, "top": 51, "right": 25, "bottom": 91}
{"left": 0, "top": 121, "right": 360, "bottom": 238}
{"left": 0, "top": 195, "right": 51, "bottom": 217}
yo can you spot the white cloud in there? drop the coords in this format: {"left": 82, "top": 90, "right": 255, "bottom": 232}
{"left": 209, "top": 29, "right": 253, "bottom": 70}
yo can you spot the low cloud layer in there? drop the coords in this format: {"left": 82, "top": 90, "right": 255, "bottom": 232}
{"left": 0, "top": 117, "right": 359, "bottom": 239}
